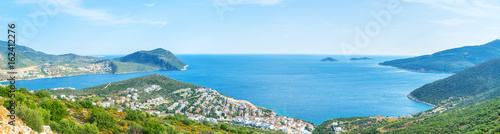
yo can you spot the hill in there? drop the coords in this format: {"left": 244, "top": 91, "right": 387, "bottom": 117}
{"left": 114, "top": 48, "right": 187, "bottom": 70}
{"left": 408, "top": 58, "right": 500, "bottom": 106}
{"left": 47, "top": 74, "right": 202, "bottom": 100}
{"left": 313, "top": 96, "right": 500, "bottom": 134}
{"left": 0, "top": 80, "right": 285, "bottom": 133}
{"left": 47, "top": 74, "right": 315, "bottom": 133}
{"left": 0, "top": 41, "right": 186, "bottom": 81}
{"left": 379, "top": 39, "right": 500, "bottom": 73}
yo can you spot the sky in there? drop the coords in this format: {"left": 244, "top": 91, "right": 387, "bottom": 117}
{"left": 1, "top": 0, "right": 500, "bottom": 56}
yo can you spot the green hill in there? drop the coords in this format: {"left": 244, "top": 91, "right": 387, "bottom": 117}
{"left": 409, "top": 58, "right": 500, "bottom": 106}
{"left": 47, "top": 74, "right": 201, "bottom": 99}
{"left": 379, "top": 39, "right": 500, "bottom": 73}
{"left": 0, "top": 85, "right": 283, "bottom": 134}
{"left": 0, "top": 41, "right": 101, "bottom": 69}
{"left": 114, "top": 48, "right": 187, "bottom": 70}
{"left": 314, "top": 96, "right": 500, "bottom": 134}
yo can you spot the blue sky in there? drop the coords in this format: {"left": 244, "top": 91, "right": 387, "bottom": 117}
{"left": 1, "top": 0, "right": 500, "bottom": 55}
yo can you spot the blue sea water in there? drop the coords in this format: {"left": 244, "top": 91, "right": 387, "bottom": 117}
{"left": 3, "top": 55, "right": 451, "bottom": 124}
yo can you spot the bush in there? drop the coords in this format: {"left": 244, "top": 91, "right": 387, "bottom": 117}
{"left": 88, "top": 108, "right": 117, "bottom": 129}
{"left": 35, "top": 90, "right": 51, "bottom": 98}
{"left": 128, "top": 122, "right": 143, "bottom": 134}
{"left": 125, "top": 109, "right": 146, "bottom": 122}
{"left": 40, "top": 100, "right": 67, "bottom": 121}
{"left": 79, "top": 100, "right": 94, "bottom": 109}
{"left": 143, "top": 120, "right": 166, "bottom": 134}
{"left": 16, "top": 105, "right": 43, "bottom": 132}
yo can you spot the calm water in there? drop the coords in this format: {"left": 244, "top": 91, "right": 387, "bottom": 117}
{"left": 3, "top": 55, "right": 451, "bottom": 124}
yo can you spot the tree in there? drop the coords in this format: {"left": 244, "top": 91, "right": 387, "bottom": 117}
{"left": 128, "top": 122, "right": 143, "bottom": 134}
{"left": 35, "top": 90, "right": 51, "bottom": 98}
{"left": 75, "top": 123, "right": 99, "bottom": 134}
{"left": 143, "top": 120, "right": 166, "bottom": 134}
{"left": 79, "top": 100, "right": 94, "bottom": 109}
{"left": 88, "top": 108, "right": 117, "bottom": 129}
{"left": 36, "top": 107, "right": 51, "bottom": 124}
{"left": 125, "top": 109, "right": 146, "bottom": 122}
{"left": 219, "top": 123, "right": 228, "bottom": 131}
{"left": 40, "top": 100, "right": 67, "bottom": 121}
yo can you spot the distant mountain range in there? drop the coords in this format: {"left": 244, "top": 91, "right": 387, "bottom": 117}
{"left": 379, "top": 39, "right": 500, "bottom": 73}
{"left": 0, "top": 41, "right": 186, "bottom": 81}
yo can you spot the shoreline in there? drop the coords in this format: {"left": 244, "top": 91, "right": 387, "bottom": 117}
{"left": 407, "top": 94, "right": 436, "bottom": 107}
{"left": 181, "top": 65, "right": 189, "bottom": 71}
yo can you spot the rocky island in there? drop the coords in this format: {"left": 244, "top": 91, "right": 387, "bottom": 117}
{"left": 320, "top": 57, "right": 338, "bottom": 62}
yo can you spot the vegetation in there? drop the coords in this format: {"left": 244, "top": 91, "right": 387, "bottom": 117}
{"left": 0, "top": 41, "right": 186, "bottom": 81}
{"left": 47, "top": 74, "right": 202, "bottom": 101}
{"left": 0, "top": 83, "right": 282, "bottom": 133}
{"left": 410, "top": 58, "right": 500, "bottom": 106}
{"left": 379, "top": 39, "right": 500, "bottom": 73}
{"left": 314, "top": 96, "right": 500, "bottom": 134}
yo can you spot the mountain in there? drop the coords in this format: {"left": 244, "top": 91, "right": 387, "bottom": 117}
{"left": 114, "top": 48, "right": 187, "bottom": 70}
{"left": 0, "top": 41, "right": 186, "bottom": 81}
{"left": 379, "top": 39, "right": 500, "bottom": 73}
{"left": 408, "top": 58, "right": 500, "bottom": 106}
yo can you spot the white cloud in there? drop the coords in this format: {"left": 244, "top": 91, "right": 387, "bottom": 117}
{"left": 17, "top": 0, "right": 166, "bottom": 27}
{"left": 214, "top": 0, "right": 284, "bottom": 6}
{"left": 430, "top": 18, "right": 476, "bottom": 27}
{"left": 403, "top": 0, "right": 500, "bottom": 18}
{"left": 144, "top": 2, "right": 155, "bottom": 7}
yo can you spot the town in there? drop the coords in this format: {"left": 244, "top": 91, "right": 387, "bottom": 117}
{"left": 54, "top": 85, "right": 315, "bottom": 134}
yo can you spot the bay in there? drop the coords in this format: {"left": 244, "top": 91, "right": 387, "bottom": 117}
{"left": 2, "top": 55, "right": 451, "bottom": 124}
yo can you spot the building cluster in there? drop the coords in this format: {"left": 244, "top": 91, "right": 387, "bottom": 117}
{"left": 143, "top": 85, "right": 161, "bottom": 93}
{"left": 61, "top": 86, "right": 314, "bottom": 133}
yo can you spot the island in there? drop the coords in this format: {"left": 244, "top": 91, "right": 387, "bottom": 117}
{"left": 349, "top": 57, "right": 373, "bottom": 60}
{"left": 321, "top": 57, "right": 373, "bottom": 62}
{"left": 320, "top": 57, "right": 339, "bottom": 62}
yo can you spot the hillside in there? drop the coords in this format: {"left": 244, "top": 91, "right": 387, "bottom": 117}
{"left": 0, "top": 105, "right": 54, "bottom": 133}
{"left": 47, "top": 74, "right": 202, "bottom": 100}
{"left": 114, "top": 48, "right": 187, "bottom": 70}
{"left": 47, "top": 74, "right": 315, "bottom": 133}
{"left": 0, "top": 80, "right": 285, "bottom": 134}
{"left": 379, "top": 39, "right": 500, "bottom": 73}
{"left": 0, "top": 41, "right": 186, "bottom": 81}
{"left": 409, "top": 58, "right": 500, "bottom": 106}
{"left": 313, "top": 96, "right": 500, "bottom": 134}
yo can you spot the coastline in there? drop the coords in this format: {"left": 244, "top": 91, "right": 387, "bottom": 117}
{"left": 0, "top": 66, "right": 188, "bottom": 83}
{"left": 181, "top": 65, "right": 189, "bottom": 71}
{"left": 407, "top": 94, "right": 436, "bottom": 107}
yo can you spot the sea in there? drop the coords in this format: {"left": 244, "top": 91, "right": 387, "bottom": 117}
{"left": 2, "top": 55, "right": 451, "bottom": 124}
